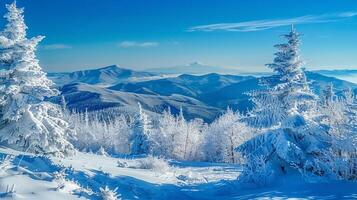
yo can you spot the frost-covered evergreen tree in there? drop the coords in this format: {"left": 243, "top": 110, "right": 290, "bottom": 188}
{"left": 337, "top": 89, "right": 357, "bottom": 158}
{"left": 318, "top": 84, "right": 352, "bottom": 145}
{"left": 326, "top": 89, "right": 357, "bottom": 180}
{"left": 238, "top": 26, "right": 339, "bottom": 183}
{"left": 322, "top": 83, "right": 334, "bottom": 106}
{"left": 248, "top": 25, "right": 316, "bottom": 128}
{"left": 0, "top": 2, "right": 74, "bottom": 156}
{"left": 130, "top": 103, "right": 153, "bottom": 155}
{"left": 319, "top": 84, "right": 346, "bottom": 139}
{"left": 342, "top": 89, "right": 357, "bottom": 136}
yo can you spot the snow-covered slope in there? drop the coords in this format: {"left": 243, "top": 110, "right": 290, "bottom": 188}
{"left": 108, "top": 71, "right": 357, "bottom": 112}
{"left": 109, "top": 73, "right": 254, "bottom": 98}
{"left": 1, "top": 147, "right": 357, "bottom": 200}
{"left": 0, "top": 147, "right": 242, "bottom": 200}
{"left": 306, "top": 71, "right": 357, "bottom": 93}
{"left": 49, "top": 67, "right": 357, "bottom": 121}
{"left": 200, "top": 71, "right": 357, "bottom": 110}
{"left": 47, "top": 65, "right": 155, "bottom": 86}
{"left": 313, "top": 69, "right": 357, "bottom": 84}
{"left": 53, "top": 83, "right": 221, "bottom": 121}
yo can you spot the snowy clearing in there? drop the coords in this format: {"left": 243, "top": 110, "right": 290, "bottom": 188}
{"left": 1, "top": 147, "right": 357, "bottom": 200}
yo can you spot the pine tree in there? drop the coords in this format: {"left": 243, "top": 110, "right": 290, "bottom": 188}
{"left": 238, "top": 26, "right": 335, "bottom": 182}
{"left": 0, "top": 2, "right": 74, "bottom": 156}
{"left": 318, "top": 84, "right": 349, "bottom": 158}
{"left": 342, "top": 89, "right": 357, "bottom": 144}
{"left": 328, "top": 89, "right": 357, "bottom": 180}
{"left": 322, "top": 83, "right": 334, "bottom": 106}
{"left": 249, "top": 25, "right": 316, "bottom": 128}
{"left": 130, "top": 103, "right": 152, "bottom": 155}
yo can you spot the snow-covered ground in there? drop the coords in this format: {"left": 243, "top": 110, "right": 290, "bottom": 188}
{"left": 0, "top": 147, "right": 241, "bottom": 200}
{"left": 1, "top": 147, "right": 357, "bottom": 200}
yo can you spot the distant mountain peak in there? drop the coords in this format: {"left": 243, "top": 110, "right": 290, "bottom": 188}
{"left": 98, "top": 65, "right": 119, "bottom": 70}
{"left": 188, "top": 61, "right": 205, "bottom": 66}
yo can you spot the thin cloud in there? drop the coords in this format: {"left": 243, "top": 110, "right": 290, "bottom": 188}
{"left": 41, "top": 44, "right": 72, "bottom": 50}
{"left": 187, "top": 12, "right": 357, "bottom": 32}
{"left": 119, "top": 41, "right": 159, "bottom": 48}
{"left": 338, "top": 12, "right": 357, "bottom": 17}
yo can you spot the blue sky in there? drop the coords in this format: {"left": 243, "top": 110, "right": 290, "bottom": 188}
{"left": 0, "top": 0, "right": 357, "bottom": 72}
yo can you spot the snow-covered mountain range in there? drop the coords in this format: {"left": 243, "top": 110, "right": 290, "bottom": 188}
{"left": 147, "top": 61, "right": 243, "bottom": 75}
{"left": 47, "top": 65, "right": 155, "bottom": 86}
{"left": 48, "top": 65, "right": 357, "bottom": 121}
{"left": 313, "top": 69, "right": 357, "bottom": 84}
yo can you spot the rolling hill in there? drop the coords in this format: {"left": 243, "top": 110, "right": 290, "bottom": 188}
{"left": 47, "top": 65, "right": 155, "bottom": 86}
{"left": 52, "top": 83, "right": 222, "bottom": 121}
{"left": 48, "top": 66, "right": 357, "bottom": 121}
{"left": 313, "top": 69, "right": 357, "bottom": 84}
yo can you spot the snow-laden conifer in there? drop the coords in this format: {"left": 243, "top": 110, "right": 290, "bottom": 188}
{"left": 249, "top": 25, "right": 316, "bottom": 128}
{"left": 0, "top": 2, "right": 74, "bottom": 156}
{"left": 238, "top": 26, "right": 338, "bottom": 182}
{"left": 130, "top": 103, "right": 153, "bottom": 155}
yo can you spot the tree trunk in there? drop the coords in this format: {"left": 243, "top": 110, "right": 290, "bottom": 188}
{"left": 230, "top": 129, "right": 235, "bottom": 163}
{"left": 183, "top": 128, "right": 189, "bottom": 160}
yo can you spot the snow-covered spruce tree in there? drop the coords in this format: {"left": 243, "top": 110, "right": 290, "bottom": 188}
{"left": 322, "top": 83, "right": 334, "bottom": 106}
{"left": 0, "top": 2, "right": 74, "bottom": 156}
{"left": 247, "top": 26, "right": 316, "bottom": 128}
{"left": 237, "top": 26, "right": 341, "bottom": 183}
{"left": 314, "top": 85, "right": 357, "bottom": 181}
{"left": 130, "top": 103, "right": 153, "bottom": 155}
{"left": 319, "top": 84, "right": 346, "bottom": 139}
{"left": 340, "top": 89, "right": 357, "bottom": 176}
{"left": 318, "top": 86, "right": 357, "bottom": 180}
{"left": 342, "top": 88, "right": 357, "bottom": 138}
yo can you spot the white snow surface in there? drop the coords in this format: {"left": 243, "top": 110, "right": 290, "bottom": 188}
{"left": 1, "top": 147, "right": 357, "bottom": 200}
